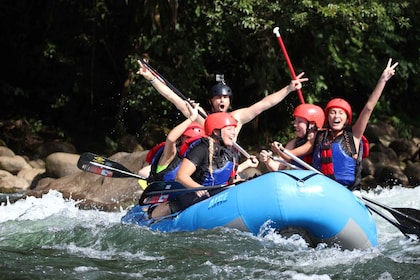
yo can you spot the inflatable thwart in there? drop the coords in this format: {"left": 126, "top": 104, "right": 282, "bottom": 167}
{"left": 121, "top": 170, "right": 378, "bottom": 250}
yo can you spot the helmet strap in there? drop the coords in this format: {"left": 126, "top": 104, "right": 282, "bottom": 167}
{"left": 211, "top": 129, "right": 225, "bottom": 146}
{"left": 302, "top": 121, "right": 315, "bottom": 140}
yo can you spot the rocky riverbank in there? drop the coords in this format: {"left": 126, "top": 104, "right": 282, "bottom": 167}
{"left": 1, "top": 121, "right": 419, "bottom": 211}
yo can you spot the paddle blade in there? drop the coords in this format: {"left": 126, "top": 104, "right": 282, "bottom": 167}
{"left": 78, "top": 152, "right": 132, "bottom": 173}
{"left": 77, "top": 152, "right": 145, "bottom": 180}
{"left": 139, "top": 181, "right": 186, "bottom": 206}
{"left": 78, "top": 162, "right": 115, "bottom": 177}
{"left": 362, "top": 195, "right": 420, "bottom": 238}
{"left": 391, "top": 208, "right": 420, "bottom": 237}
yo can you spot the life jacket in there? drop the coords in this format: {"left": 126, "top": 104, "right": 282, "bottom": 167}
{"left": 361, "top": 134, "right": 369, "bottom": 158}
{"left": 190, "top": 138, "right": 237, "bottom": 186}
{"left": 145, "top": 142, "right": 165, "bottom": 164}
{"left": 147, "top": 137, "right": 203, "bottom": 183}
{"left": 312, "top": 128, "right": 364, "bottom": 190}
{"left": 178, "top": 136, "right": 204, "bottom": 157}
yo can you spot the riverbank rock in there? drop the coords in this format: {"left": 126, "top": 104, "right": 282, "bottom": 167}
{"left": 25, "top": 151, "right": 149, "bottom": 211}
{"left": 45, "top": 152, "right": 80, "bottom": 178}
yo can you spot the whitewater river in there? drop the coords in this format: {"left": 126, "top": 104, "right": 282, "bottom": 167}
{"left": 1, "top": 186, "right": 419, "bottom": 280}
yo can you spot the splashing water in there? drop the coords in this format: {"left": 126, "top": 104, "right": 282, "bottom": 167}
{"left": 0, "top": 187, "right": 419, "bottom": 280}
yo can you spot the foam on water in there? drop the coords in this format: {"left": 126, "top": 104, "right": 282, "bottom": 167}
{"left": 0, "top": 190, "right": 123, "bottom": 225}
{"left": 0, "top": 186, "right": 419, "bottom": 279}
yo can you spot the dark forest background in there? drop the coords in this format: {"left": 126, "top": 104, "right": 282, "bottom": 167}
{"left": 1, "top": 0, "right": 419, "bottom": 157}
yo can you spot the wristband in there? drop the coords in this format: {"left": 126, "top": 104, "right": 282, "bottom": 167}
{"left": 149, "top": 76, "right": 156, "bottom": 83}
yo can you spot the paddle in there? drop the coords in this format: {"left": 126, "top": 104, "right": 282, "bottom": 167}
{"left": 273, "top": 27, "right": 305, "bottom": 104}
{"left": 277, "top": 146, "right": 420, "bottom": 238}
{"left": 270, "top": 155, "right": 301, "bottom": 170}
{"left": 137, "top": 56, "right": 251, "bottom": 160}
{"left": 77, "top": 152, "right": 232, "bottom": 203}
{"left": 77, "top": 152, "right": 148, "bottom": 190}
{"left": 139, "top": 181, "right": 231, "bottom": 206}
{"left": 362, "top": 196, "right": 420, "bottom": 237}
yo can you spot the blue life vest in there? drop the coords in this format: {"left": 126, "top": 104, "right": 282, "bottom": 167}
{"left": 312, "top": 130, "right": 363, "bottom": 190}
{"left": 201, "top": 161, "right": 235, "bottom": 186}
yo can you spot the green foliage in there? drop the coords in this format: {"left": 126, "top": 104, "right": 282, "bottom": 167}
{"left": 1, "top": 0, "right": 419, "bottom": 154}
{"left": 390, "top": 116, "right": 412, "bottom": 139}
{"left": 28, "top": 118, "right": 43, "bottom": 135}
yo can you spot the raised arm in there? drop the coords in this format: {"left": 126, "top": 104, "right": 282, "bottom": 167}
{"left": 231, "top": 72, "right": 308, "bottom": 127}
{"left": 137, "top": 60, "right": 206, "bottom": 125}
{"left": 352, "top": 58, "right": 398, "bottom": 139}
{"left": 158, "top": 102, "right": 199, "bottom": 167}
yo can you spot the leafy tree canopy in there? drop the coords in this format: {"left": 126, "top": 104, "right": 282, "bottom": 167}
{"left": 1, "top": 0, "right": 418, "bottom": 155}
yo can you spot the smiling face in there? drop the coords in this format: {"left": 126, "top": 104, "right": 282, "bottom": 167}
{"left": 220, "top": 125, "right": 236, "bottom": 147}
{"left": 327, "top": 107, "right": 348, "bottom": 131}
{"left": 210, "top": 95, "right": 231, "bottom": 113}
{"left": 293, "top": 116, "right": 308, "bottom": 138}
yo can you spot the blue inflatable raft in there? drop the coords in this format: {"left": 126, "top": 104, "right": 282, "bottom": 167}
{"left": 121, "top": 170, "right": 377, "bottom": 250}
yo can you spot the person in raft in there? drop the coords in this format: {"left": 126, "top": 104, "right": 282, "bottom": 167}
{"left": 137, "top": 60, "right": 308, "bottom": 141}
{"left": 273, "top": 58, "right": 399, "bottom": 190}
{"left": 149, "top": 112, "right": 251, "bottom": 219}
{"left": 137, "top": 101, "right": 205, "bottom": 182}
{"left": 259, "top": 103, "right": 325, "bottom": 171}
{"left": 138, "top": 100, "right": 259, "bottom": 183}
{"left": 313, "top": 58, "right": 398, "bottom": 190}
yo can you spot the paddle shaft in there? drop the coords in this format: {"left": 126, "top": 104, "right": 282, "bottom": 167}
{"left": 139, "top": 180, "right": 233, "bottom": 206}
{"left": 273, "top": 27, "right": 305, "bottom": 104}
{"left": 144, "top": 184, "right": 228, "bottom": 196}
{"left": 278, "top": 146, "right": 321, "bottom": 174}
{"left": 77, "top": 153, "right": 147, "bottom": 180}
{"left": 270, "top": 156, "right": 300, "bottom": 170}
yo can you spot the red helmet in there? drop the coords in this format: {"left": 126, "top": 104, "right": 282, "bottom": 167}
{"left": 204, "top": 112, "right": 237, "bottom": 136}
{"left": 293, "top": 104, "right": 325, "bottom": 128}
{"left": 324, "top": 98, "right": 353, "bottom": 125}
{"left": 182, "top": 122, "right": 205, "bottom": 138}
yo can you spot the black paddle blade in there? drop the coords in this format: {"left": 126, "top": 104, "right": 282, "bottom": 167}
{"left": 391, "top": 208, "right": 420, "bottom": 237}
{"left": 78, "top": 153, "right": 132, "bottom": 173}
{"left": 139, "top": 181, "right": 186, "bottom": 206}
{"left": 77, "top": 153, "right": 116, "bottom": 177}
{"left": 78, "top": 161, "right": 115, "bottom": 177}
{"left": 362, "top": 195, "right": 420, "bottom": 238}
{"left": 77, "top": 152, "right": 144, "bottom": 179}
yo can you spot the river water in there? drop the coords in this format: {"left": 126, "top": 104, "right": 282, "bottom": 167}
{"left": 1, "top": 186, "right": 419, "bottom": 280}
